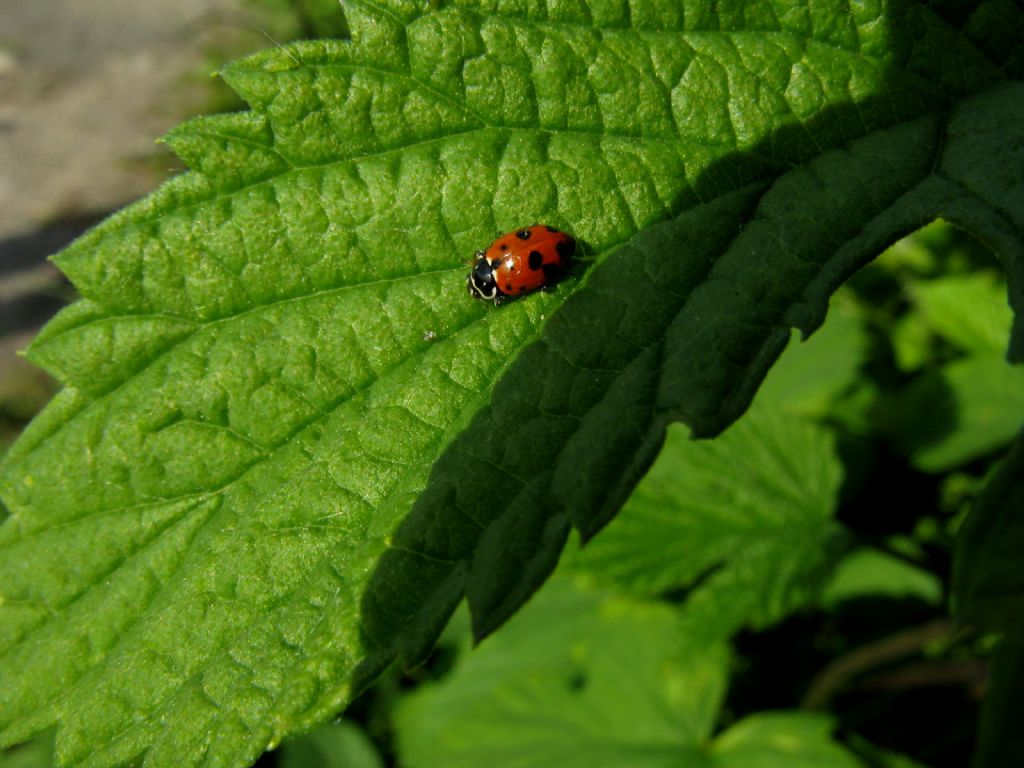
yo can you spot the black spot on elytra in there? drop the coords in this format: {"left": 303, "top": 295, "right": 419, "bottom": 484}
{"left": 545, "top": 225, "right": 559, "bottom": 233}
{"left": 556, "top": 237, "right": 575, "bottom": 261}
{"left": 500, "top": 243, "right": 509, "bottom": 251}
{"left": 528, "top": 250, "right": 544, "bottom": 270}
{"left": 491, "top": 259, "right": 503, "bottom": 269}
{"left": 505, "top": 282, "right": 513, "bottom": 292}
{"left": 516, "top": 229, "right": 531, "bottom": 240}
{"left": 542, "top": 263, "right": 561, "bottom": 282}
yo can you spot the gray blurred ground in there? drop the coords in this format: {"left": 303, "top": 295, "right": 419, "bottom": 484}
{"left": 0, "top": 0, "right": 265, "bottom": 242}
{"left": 0, "top": 0, "right": 304, "bottom": 443}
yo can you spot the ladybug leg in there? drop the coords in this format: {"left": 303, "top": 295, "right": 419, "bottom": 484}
{"left": 492, "top": 294, "right": 504, "bottom": 307}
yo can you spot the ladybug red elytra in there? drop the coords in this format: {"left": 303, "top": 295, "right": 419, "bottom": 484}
{"left": 467, "top": 225, "right": 575, "bottom": 305}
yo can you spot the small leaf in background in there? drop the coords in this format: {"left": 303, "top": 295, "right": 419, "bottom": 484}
{"left": 873, "top": 263, "right": 1024, "bottom": 471}
{"left": 395, "top": 578, "right": 862, "bottom": 768}
{"left": 566, "top": 405, "right": 849, "bottom": 645}
{"left": 891, "top": 311, "right": 935, "bottom": 373}
{"left": 754, "top": 294, "right": 869, "bottom": 419}
{"left": 277, "top": 721, "right": 382, "bottom": 768}
{"left": 873, "top": 221, "right": 949, "bottom": 277}
{"left": 710, "top": 713, "right": 864, "bottom": 768}
{"left": 396, "top": 578, "right": 729, "bottom": 768}
{"left": 872, "top": 220, "right": 1005, "bottom": 282}
{"left": 564, "top": 328, "right": 851, "bottom": 639}
{"left": 820, "top": 548, "right": 943, "bottom": 609}
{"left": 884, "top": 356, "right": 1024, "bottom": 472}
{"left": 909, "top": 272, "right": 1013, "bottom": 357}
{"left": 843, "top": 734, "right": 932, "bottom": 768}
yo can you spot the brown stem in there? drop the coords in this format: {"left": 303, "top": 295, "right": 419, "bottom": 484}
{"left": 801, "top": 618, "right": 958, "bottom": 710}
{"left": 856, "top": 659, "right": 988, "bottom": 696}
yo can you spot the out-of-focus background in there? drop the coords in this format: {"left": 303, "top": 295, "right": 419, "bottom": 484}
{"left": 0, "top": 0, "right": 344, "bottom": 449}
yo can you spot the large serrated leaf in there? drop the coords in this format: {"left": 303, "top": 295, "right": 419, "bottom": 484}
{"left": 2, "top": 1, "right": 1024, "bottom": 766}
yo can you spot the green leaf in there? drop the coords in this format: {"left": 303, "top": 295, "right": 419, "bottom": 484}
{"left": 954, "top": 433, "right": 1024, "bottom": 636}
{"left": 874, "top": 221, "right": 954, "bottom": 276}
{"left": 885, "top": 356, "right": 1024, "bottom": 472}
{"left": 395, "top": 577, "right": 729, "bottom": 768}
{"left": 954, "top": 434, "right": 1024, "bottom": 768}
{"left": 843, "top": 734, "right": 932, "bottom": 768}
{"left": 970, "top": 637, "right": 1024, "bottom": 768}
{"left": 891, "top": 311, "right": 935, "bottom": 372}
{"left": 395, "top": 577, "right": 860, "bottom": 768}
{"left": 753, "top": 293, "right": 869, "bottom": 418}
{"left": 0, "top": 734, "right": 55, "bottom": 768}
{"left": 278, "top": 721, "right": 383, "bottom": 768}
{"left": 566, "top": 405, "right": 845, "bottom": 640}
{"left": 395, "top": 576, "right": 728, "bottom": 768}
{"left": 710, "top": 713, "right": 864, "bottom": 768}
{"left": 820, "top": 547, "right": 942, "bottom": 608}
{"left": 2, "top": 1, "right": 1023, "bottom": 765}
{"left": 908, "top": 271, "right": 1013, "bottom": 356}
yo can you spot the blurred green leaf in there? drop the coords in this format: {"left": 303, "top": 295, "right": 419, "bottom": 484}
{"left": 874, "top": 220, "right": 1005, "bottom": 281}
{"left": 874, "top": 223, "right": 948, "bottom": 276}
{"left": 820, "top": 548, "right": 942, "bottom": 608}
{"left": 955, "top": 432, "right": 1024, "bottom": 767}
{"left": 278, "top": 721, "right": 382, "bottom": 768}
{"left": 844, "top": 734, "right": 932, "bottom": 768}
{"left": 567, "top": 406, "right": 846, "bottom": 641}
{"left": 711, "top": 713, "right": 864, "bottom": 768}
{"left": 0, "top": 733, "right": 53, "bottom": 768}
{"left": 396, "top": 578, "right": 863, "bottom": 768}
{"left": 969, "top": 638, "right": 1024, "bottom": 768}
{"left": 885, "top": 356, "right": 1024, "bottom": 472}
{"left": 954, "top": 434, "right": 1024, "bottom": 636}
{"left": 891, "top": 311, "right": 935, "bottom": 372}
{"left": 396, "top": 577, "right": 729, "bottom": 768}
{"left": 755, "top": 295, "right": 869, "bottom": 418}
{"left": 909, "top": 272, "right": 1012, "bottom": 356}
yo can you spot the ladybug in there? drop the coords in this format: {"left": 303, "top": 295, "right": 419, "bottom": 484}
{"left": 467, "top": 225, "right": 575, "bottom": 305}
